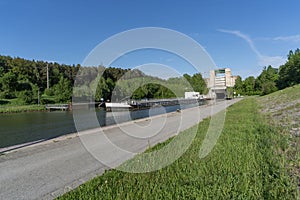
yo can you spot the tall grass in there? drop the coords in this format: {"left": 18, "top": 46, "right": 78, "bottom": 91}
{"left": 58, "top": 98, "right": 297, "bottom": 199}
{"left": 0, "top": 104, "right": 45, "bottom": 113}
{"left": 0, "top": 98, "right": 46, "bottom": 113}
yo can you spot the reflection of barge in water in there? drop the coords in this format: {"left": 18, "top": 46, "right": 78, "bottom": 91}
{"left": 102, "top": 98, "right": 206, "bottom": 112}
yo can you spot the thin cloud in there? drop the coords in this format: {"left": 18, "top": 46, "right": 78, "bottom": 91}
{"left": 218, "top": 29, "right": 286, "bottom": 68}
{"left": 258, "top": 55, "right": 286, "bottom": 68}
{"left": 218, "top": 29, "right": 261, "bottom": 57}
{"left": 273, "top": 34, "right": 300, "bottom": 43}
{"left": 189, "top": 32, "right": 201, "bottom": 38}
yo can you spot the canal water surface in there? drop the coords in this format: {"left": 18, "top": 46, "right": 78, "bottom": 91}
{"left": 0, "top": 104, "right": 199, "bottom": 149}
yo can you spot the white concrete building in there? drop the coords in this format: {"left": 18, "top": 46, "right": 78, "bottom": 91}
{"left": 206, "top": 68, "right": 237, "bottom": 99}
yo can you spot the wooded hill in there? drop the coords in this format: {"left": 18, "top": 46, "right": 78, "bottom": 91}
{"left": 0, "top": 55, "right": 207, "bottom": 105}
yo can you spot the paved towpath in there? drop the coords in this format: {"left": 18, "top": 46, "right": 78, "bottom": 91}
{"left": 0, "top": 99, "right": 241, "bottom": 200}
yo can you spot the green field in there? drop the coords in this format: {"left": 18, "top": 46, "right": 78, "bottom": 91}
{"left": 58, "top": 89, "right": 299, "bottom": 199}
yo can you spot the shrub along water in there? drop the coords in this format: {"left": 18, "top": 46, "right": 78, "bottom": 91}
{"left": 58, "top": 98, "right": 297, "bottom": 199}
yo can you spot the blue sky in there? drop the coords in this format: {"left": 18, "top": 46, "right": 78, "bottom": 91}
{"left": 1, "top": 0, "right": 300, "bottom": 79}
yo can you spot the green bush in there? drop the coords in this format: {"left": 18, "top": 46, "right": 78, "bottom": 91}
{"left": 44, "top": 88, "right": 54, "bottom": 96}
{"left": 0, "top": 90, "right": 16, "bottom": 99}
{"left": 17, "top": 90, "right": 34, "bottom": 105}
{"left": 40, "top": 97, "right": 55, "bottom": 104}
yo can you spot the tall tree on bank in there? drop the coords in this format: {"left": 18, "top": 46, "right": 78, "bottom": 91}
{"left": 277, "top": 49, "right": 300, "bottom": 89}
{"left": 256, "top": 65, "right": 279, "bottom": 95}
{"left": 243, "top": 76, "right": 256, "bottom": 95}
{"left": 233, "top": 76, "right": 243, "bottom": 95}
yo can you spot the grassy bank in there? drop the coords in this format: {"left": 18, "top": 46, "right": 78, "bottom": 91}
{"left": 0, "top": 104, "right": 46, "bottom": 113}
{"left": 58, "top": 97, "right": 297, "bottom": 199}
{"left": 258, "top": 84, "right": 300, "bottom": 191}
{"left": 0, "top": 98, "right": 46, "bottom": 113}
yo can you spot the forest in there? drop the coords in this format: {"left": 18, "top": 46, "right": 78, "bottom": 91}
{"left": 0, "top": 55, "right": 207, "bottom": 105}
{"left": 1, "top": 48, "right": 299, "bottom": 106}
{"left": 0, "top": 56, "right": 79, "bottom": 104}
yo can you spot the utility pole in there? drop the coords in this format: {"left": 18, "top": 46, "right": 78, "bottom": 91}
{"left": 38, "top": 89, "right": 40, "bottom": 106}
{"left": 46, "top": 64, "right": 49, "bottom": 89}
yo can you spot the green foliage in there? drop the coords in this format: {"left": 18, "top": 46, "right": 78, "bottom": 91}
{"left": 243, "top": 76, "right": 255, "bottom": 93}
{"left": 0, "top": 98, "right": 46, "bottom": 113}
{"left": 0, "top": 55, "right": 210, "bottom": 105}
{"left": 256, "top": 65, "right": 279, "bottom": 95}
{"left": 17, "top": 90, "right": 34, "bottom": 105}
{"left": 58, "top": 98, "right": 297, "bottom": 199}
{"left": 17, "top": 81, "right": 32, "bottom": 91}
{"left": 103, "top": 67, "right": 130, "bottom": 82}
{"left": 131, "top": 85, "right": 147, "bottom": 99}
{"left": 237, "top": 49, "right": 300, "bottom": 96}
{"left": 233, "top": 76, "right": 243, "bottom": 94}
{"left": 236, "top": 65, "right": 279, "bottom": 96}
{"left": 234, "top": 49, "right": 300, "bottom": 96}
{"left": 95, "top": 77, "right": 111, "bottom": 101}
{"left": 53, "top": 76, "right": 72, "bottom": 103}
{"left": 0, "top": 66, "right": 4, "bottom": 76}
{"left": 0, "top": 71, "right": 18, "bottom": 98}
{"left": 40, "top": 97, "right": 56, "bottom": 105}
{"left": 0, "top": 55, "right": 80, "bottom": 104}
{"left": 92, "top": 68, "right": 204, "bottom": 102}
{"left": 190, "top": 73, "right": 207, "bottom": 94}
{"left": 0, "top": 54, "right": 201, "bottom": 113}
{"left": 44, "top": 88, "right": 54, "bottom": 96}
{"left": 183, "top": 73, "right": 207, "bottom": 94}
{"left": 278, "top": 48, "right": 300, "bottom": 89}
{"left": 130, "top": 83, "right": 176, "bottom": 100}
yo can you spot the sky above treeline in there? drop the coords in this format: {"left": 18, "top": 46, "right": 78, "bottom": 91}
{"left": 1, "top": 0, "right": 300, "bottom": 79}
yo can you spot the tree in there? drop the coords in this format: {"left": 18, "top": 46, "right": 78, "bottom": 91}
{"left": 183, "top": 73, "right": 207, "bottom": 94}
{"left": 53, "top": 76, "right": 72, "bottom": 102}
{"left": 131, "top": 86, "right": 147, "bottom": 100}
{"left": 17, "top": 90, "right": 34, "bottom": 105}
{"left": 183, "top": 74, "right": 191, "bottom": 83}
{"left": 95, "top": 77, "right": 111, "bottom": 101}
{"left": 256, "top": 65, "right": 278, "bottom": 95}
{"left": 234, "top": 76, "right": 243, "bottom": 95}
{"left": 190, "top": 73, "right": 207, "bottom": 94}
{"left": 261, "top": 81, "right": 277, "bottom": 95}
{"left": 243, "top": 76, "right": 256, "bottom": 95}
{"left": 0, "top": 71, "right": 18, "bottom": 98}
{"left": 278, "top": 49, "right": 300, "bottom": 89}
{"left": 155, "top": 85, "right": 175, "bottom": 99}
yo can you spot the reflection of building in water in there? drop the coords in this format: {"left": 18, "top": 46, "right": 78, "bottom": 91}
{"left": 205, "top": 68, "right": 238, "bottom": 99}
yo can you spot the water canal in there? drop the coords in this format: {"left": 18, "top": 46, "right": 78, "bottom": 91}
{"left": 0, "top": 103, "right": 201, "bottom": 149}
